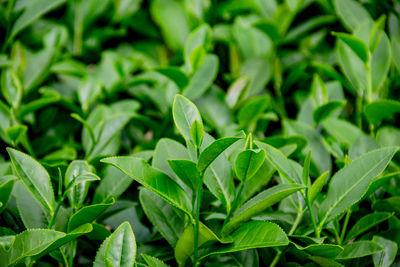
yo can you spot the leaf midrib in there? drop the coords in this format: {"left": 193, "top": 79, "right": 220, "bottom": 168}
{"left": 321, "top": 153, "right": 391, "bottom": 223}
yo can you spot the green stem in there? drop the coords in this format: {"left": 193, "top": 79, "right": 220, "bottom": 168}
{"left": 193, "top": 172, "right": 204, "bottom": 267}
{"left": 289, "top": 210, "right": 304, "bottom": 235}
{"left": 365, "top": 60, "right": 375, "bottom": 137}
{"left": 270, "top": 250, "right": 282, "bottom": 267}
{"left": 224, "top": 181, "right": 245, "bottom": 225}
{"left": 306, "top": 197, "right": 319, "bottom": 238}
{"left": 48, "top": 200, "right": 62, "bottom": 229}
{"left": 339, "top": 209, "right": 351, "bottom": 245}
{"left": 271, "top": 211, "right": 303, "bottom": 267}
{"left": 355, "top": 91, "right": 363, "bottom": 129}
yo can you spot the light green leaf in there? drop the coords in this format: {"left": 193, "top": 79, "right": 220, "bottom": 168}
{"left": 235, "top": 149, "right": 266, "bottom": 181}
{"left": 7, "top": 148, "right": 55, "bottom": 212}
{"left": 142, "top": 254, "right": 170, "bottom": 267}
{"left": 139, "top": 188, "right": 185, "bottom": 246}
{"left": 345, "top": 212, "right": 393, "bottom": 242}
{"left": 65, "top": 160, "right": 96, "bottom": 210}
{"left": 1, "top": 69, "right": 23, "bottom": 109}
{"left": 105, "top": 222, "right": 136, "bottom": 267}
{"left": 365, "top": 100, "right": 400, "bottom": 125}
{"left": 155, "top": 67, "right": 189, "bottom": 90}
{"left": 175, "top": 222, "right": 220, "bottom": 265}
{"left": 259, "top": 142, "right": 301, "bottom": 184}
{"left": 322, "top": 118, "right": 364, "bottom": 147}
{"left": 168, "top": 159, "right": 199, "bottom": 192}
{"left": 319, "top": 147, "right": 398, "bottom": 225}
{"left": 313, "top": 101, "right": 345, "bottom": 124}
{"left": 101, "top": 157, "right": 192, "bottom": 216}
{"left": 334, "top": 0, "right": 372, "bottom": 31}
{"left": 93, "top": 166, "right": 133, "bottom": 204}
{"left": 1, "top": 224, "right": 91, "bottom": 266}
{"left": 372, "top": 236, "right": 397, "bottom": 267}
{"left": 10, "top": 0, "right": 66, "bottom": 38}
{"left": 15, "top": 181, "right": 49, "bottom": 229}
{"left": 172, "top": 95, "right": 203, "bottom": 143}
{"left": 308, "top": 171, "right": 329, "bottom": 204}
{"left": 333, "top": 32, "right": 369, "bottom": 63}
{"left": 197, "top": 137, "right": 242, "bottom": 174}
{"left": 183, "top": 54, "right": 219, "bottom": 100}
{"left": 336, "top": 241, "right": 383, "bottom": 260}
{"left": 203, "top": 221, "right": 288, "bottom": 258}
{"left": 222, "top": 184, "right": 304, "bottom": 236}
{"left": 150, "top": 0, "right": 189, "bottom": 50}
{"left": 68, "top": 199, "right": 114, "bottom": 232}
{"left": 190, "top": 120, "right": 204, "bottom": 149}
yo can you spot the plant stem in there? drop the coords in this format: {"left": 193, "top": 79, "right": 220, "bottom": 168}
{"left": 306, "top": 197, "right": 319, "bottom": 238}
{"left": 339, "top": 209, "right": 351, "bottom": 245}
{"left": 193, "top": 172, "right": 204, "bottom": 267}
{"left": 271, "top": 211, "right": 303, "bottom": 267}
{"left": 365, "top": 60, "right": 375, "bottom": 137}
{"left": 270, "top": 250, "right": 282, "bottom": 267}
{"left": 289, "top": 210, "right": 304, "bottom": 235}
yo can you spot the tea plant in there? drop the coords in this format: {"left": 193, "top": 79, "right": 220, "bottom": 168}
{"left": 0, "top": 0, "right": 400, "bottom": 266}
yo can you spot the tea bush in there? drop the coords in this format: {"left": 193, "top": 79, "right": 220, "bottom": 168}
{"left": 0, "top": 0, "right": 400, "bottom": 266}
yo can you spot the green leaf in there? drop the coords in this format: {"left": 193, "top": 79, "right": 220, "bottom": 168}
{"left": 322, "top": 118, "right": 364, "bottom": 147}
{"left": 7, "top": 148, "right": 55, "bottom": 212}
{"left": 238, "top": 95, "right": 270, "bottom": 129}
{"left": 308, "top": 171, "right": 329, "bottom": 204}
{"left": 333, "top": 32, "right": 369, "bottom": 63}
{"left": 345, "top": 212, "right": 393, "bottom": 242}
{"left": 0, "top": 175, "right": 16, "bottom": 213}
{"left": 319, "top": 147, "right": 399, "bottom": 226}
{"left": 168, "top": 159, "right": 199, "bottom": 191}
{"left": 105, "top": 222, "right": 136, "bottom": 267}
{"left": 67, "top": 198, "right": 114, "bottom": 232}
{"left": 391, "top": 37, "right": 400, "bottom": 72}
{"left": 334, "top": 0, "right": 372, "bottom": 31}
{"left": 284, "top": 120, "right": 331, "bottom": 175}
{"left": 309, "top": 256, "right": 344, "bottom": 267}
{"left": 313, "top": 101, "right": 345, "bottom": 124}
{"left": 142, "top": 254, "right": 170, "bottom": 267}
{"left": 10, "top": 0, "right": 66, "bottom": 39}
{"left": 311, "top": 74, "right": 328, "bottom": 107}
{"left": 155, "top": 67, "right": 189, "bottom": 90}
{"left": 221, "top": 184, "right": 304, "bottom": 236}
{"left": 150, "top": 0, "right": 189, "bottom": 50}
{"left": 93, "top": 166, "right": 133, "bottom": 204}
{"left": 172, "top": 94, "right": 203, "bottom": 143}
{"left": 139, "top": 188, "right": 185, "bottom": 246}
{"left": 65, "top": 160, "right": 97, "bottom": 210}
{"left": 184, "top": 24, "right": 212, "bottom": 71}
{"left": 203, "top": 221, "right": 288, "bottom": 258}
{"left": 152, "top": 138, "right": 190, "bottom": 186}
{"left": 1, "top": 224, "right": 91, "bottom": 266}
{"left": 15, "top": 181, "right": 49, "bottom": 229}
{"left": 183, "top": 54, "right": 219, "bottom": 100}
{"left": 296, "top": 244, "right": 344, "bottom": 259}
{"left": 197, "top": 137, "right": 242, "bottom": 174}
{"left": 364, "top": 100, "right": 400, "bottom": 125}
{"left": 190, "top": 120, "right": 204, "bottom": 149}
{"left": 101, "top": 157, "right": 192, "bottom": 216}
{"left": 175, "top": 223, "right": 220, "bottom": 265}
{"left": 372, "top": 236, "right": 397, "bottom": 267}
{"left": 86, "top": 113, "right": 133, "bottom": 161}
{"left": 259, "top": 143, "right": 301, "bottom": 184}
{"left": 234, "top": 149, "right": 266, "bottom": 181}
{"left": 336, "top": 241, "right": 383, "bottom": 260}
{"left": 1, "top": 69, "right": 23, "bottom": 109}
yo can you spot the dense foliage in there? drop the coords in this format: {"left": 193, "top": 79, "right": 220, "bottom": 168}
{"left": 0, "top": 0, "right": 400, "bottom": 266}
